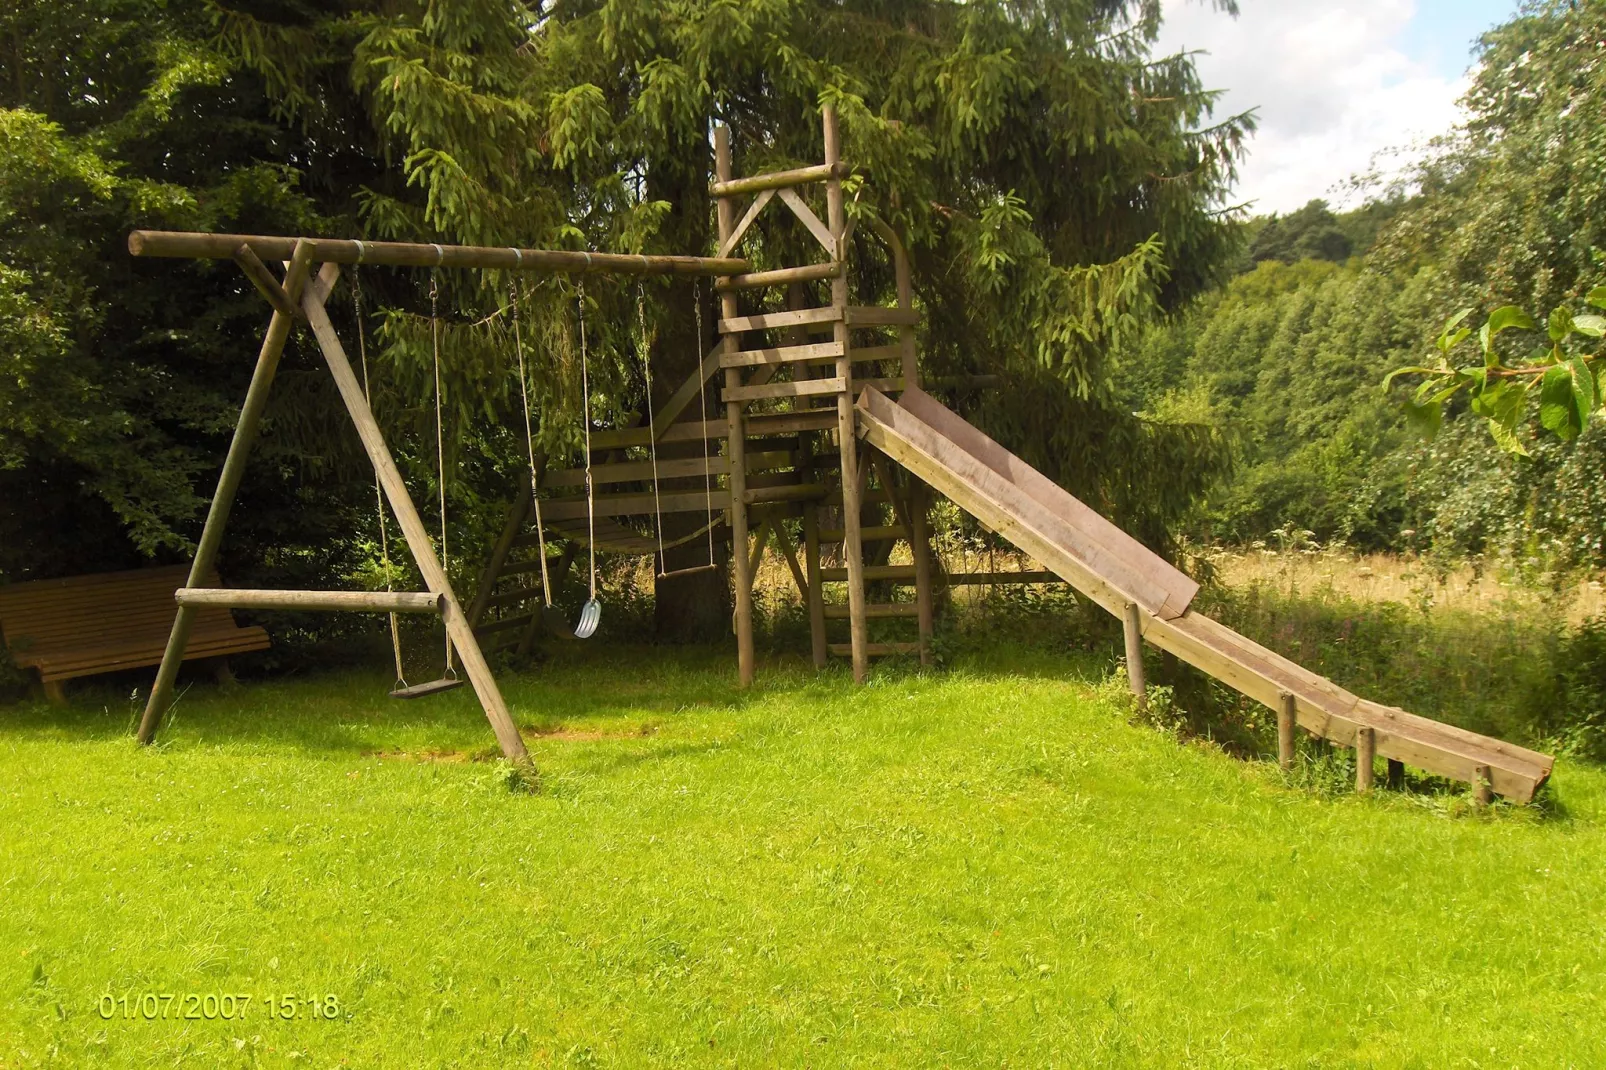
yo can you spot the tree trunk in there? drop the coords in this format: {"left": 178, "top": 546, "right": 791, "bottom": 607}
{"left": 649, "top": 131, "right": 732, "bottom": 643}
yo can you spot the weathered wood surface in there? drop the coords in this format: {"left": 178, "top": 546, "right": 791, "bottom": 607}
{"left": 724, "top": 377, "right": 845, "bottom": 403}
{"left": 719, "top": 305, "right": 842, "bottom": 334}
{"left": 131, "top": 230, "right": 748, "bottom": 276}
{"left": 717, "top": 262, "right": 842, "bottom": 291}
{"left": 895, "top": 387, "right": 1198, "bottom": 620}
{"left": 0, "top": 565, "right": 270, "bottom": 687}
{"left": 856, "top": 383, "right": 1554, "bottom": 802}
{"left": 709, "top": 161, "right": 850, "bottom": 197}
{"left": 175, "top": 588, "right": 443, "bottom": 613}
{"left": 720, "top": 341, "right": 844, "bottom": 369}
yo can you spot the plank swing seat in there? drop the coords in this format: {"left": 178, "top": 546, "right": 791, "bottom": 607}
{"left": 352, "top": 263, "right": 468, "bottom": 702}
{"left": 389, "top": 675, "right": 463, "bottom": 700}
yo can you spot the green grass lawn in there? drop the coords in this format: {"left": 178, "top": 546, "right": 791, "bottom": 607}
{"left": 3, "top": 644, "right": 1604, "bottom": 1068}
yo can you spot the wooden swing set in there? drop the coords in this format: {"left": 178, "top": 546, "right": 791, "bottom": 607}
{"left": 131, "top": 108, "right": 1547, "bottom": 803}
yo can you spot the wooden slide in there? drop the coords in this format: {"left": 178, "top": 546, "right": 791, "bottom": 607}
{"left": 856, "top": 386, "right": 1555, "bottom": 802}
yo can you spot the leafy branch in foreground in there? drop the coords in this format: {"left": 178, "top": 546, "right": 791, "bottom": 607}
{"left": 1384, "top": 289, "right": 1605, "bottom": 455}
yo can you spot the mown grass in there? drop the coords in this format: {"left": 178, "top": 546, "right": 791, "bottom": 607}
{"left": 4, "top": 643, "right": 1606, "bottom": 1068}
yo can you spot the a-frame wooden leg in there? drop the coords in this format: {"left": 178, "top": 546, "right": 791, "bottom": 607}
{"left": 138, "top": 240, "right": 317, "bottom": 744}
{"left": 302, "top": 267, "right": 534, "bottom": 774}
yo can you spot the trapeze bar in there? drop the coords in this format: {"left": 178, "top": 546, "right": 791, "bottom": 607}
{"left": 175, "top": 588, "right": 445, "bottom": 613}
{"left": 127, "top": 231, "right": 751, "bottom": 277}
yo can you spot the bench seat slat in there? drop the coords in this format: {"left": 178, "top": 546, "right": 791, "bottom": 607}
{"left": 0, "top": 565, "right": 271, "bottom": 687}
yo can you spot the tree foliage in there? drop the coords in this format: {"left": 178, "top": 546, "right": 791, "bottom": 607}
{"left": 1, "top": 0, "right": 1250, "bottom": 597}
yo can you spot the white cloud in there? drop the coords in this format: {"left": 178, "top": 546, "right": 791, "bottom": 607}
{"left": 1157, "top": 0, "right": 1471, "bottom": 213}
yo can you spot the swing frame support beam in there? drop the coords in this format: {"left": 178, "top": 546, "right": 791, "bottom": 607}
{"left": 132, "top": 232, "right": 747, "bottom": 772}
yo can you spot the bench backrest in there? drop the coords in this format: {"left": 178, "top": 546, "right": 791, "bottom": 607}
{"left": 0, "top": 565, "right": 242, "bottom": 661}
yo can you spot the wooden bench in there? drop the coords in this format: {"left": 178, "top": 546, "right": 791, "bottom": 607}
{"left": 0, "top": 565, "right": 270, "bottom": 704}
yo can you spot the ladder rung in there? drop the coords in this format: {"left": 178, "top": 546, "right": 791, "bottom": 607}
{"left": 720, "top": 306, "right": 841, "bottom": 334}
{"left": 823, "top": 603, "right": 919, "bottom": 620}
{"left": 828, "top": 642, "right": 923, "bottom": 657}
{"left": 724, "top": 377, "right": 845, "bottom": 403}
{"left": 819, "top": 564, "right": 917, "bottom": 582}
{"left": 720, "top": 341, "right": 844, "bottom": 369}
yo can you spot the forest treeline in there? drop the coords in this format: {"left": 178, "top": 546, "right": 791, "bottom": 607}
{"left": 1119, "top": 1, "right": 1605, "bottom": 575}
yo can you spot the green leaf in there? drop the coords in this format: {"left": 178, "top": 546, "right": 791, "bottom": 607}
{"left": 1486, "top": 417, "right": 1531, "bottom": 456}
{"left": 1479, "top": 305, "right": 1538, "bottom": 358}
{"left": 1381, "top": 365, "right": 1438, "bottom": 392}
{"left": 1571, "top": 314, "right": 1606, "bottom": 338}
{"left": 1540, "top": 364, "right": 1580, "bottom": 438}
{"left": 1569, "top": 354, "right": 1598, "bottom": 422}
{"left": 1437, "top": 308, "right": 1474, "bottom": 353}
{"left": 1587, "top": 285, "right": 1606, "bottom": 310}
{"left": 1403, "top": 397, "right": 1442, "bottom": 437}
{"left": 1549, "top": 305, "right": 1573, "bottom": 342}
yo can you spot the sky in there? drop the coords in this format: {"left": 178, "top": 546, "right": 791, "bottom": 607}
{"left": 1156, "top": 0, "right": 1522, "bottom": 213}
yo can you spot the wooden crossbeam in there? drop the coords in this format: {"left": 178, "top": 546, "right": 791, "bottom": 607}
{"left": 724, "top": 377, "right": 845, "bottom": 403}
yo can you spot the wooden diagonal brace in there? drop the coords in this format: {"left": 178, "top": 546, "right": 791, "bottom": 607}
{"left": 233, "top": 243, "right": 296, "bottom": 318}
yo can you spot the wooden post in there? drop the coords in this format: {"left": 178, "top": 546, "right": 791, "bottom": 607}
{"left": 1277, "top": 691, "right": 1296, "bottom": 771}
{"left": 1355, "top": 726, "right": 1376, "bottom": 793}
{"left": 799, "top": 435, "right": 828, "bottom": 668}
{"left": 138, "top": 239, "right": 316, "bottom": 744}
{"left": 910, "top": 478, "right": 935, "bottom": 666}
{"left": 715, "top": 125, "right": 755, "bottom": 687}
{"left": 302, "top": 269, "right": 533, "bottom": 773}
{"left": 1473, "top": 764, "right": 1494, "bottom": 807}
{"left": 1123, "top": 602, "right": 1147, "bottom": 709}
{"left": 1386, "top": 758, "right": 1406, "bottom": 791}
{"left": 822, "top": 106, "right": 869, "bottom": 683}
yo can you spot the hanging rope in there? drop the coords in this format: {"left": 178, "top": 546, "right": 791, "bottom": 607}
{"left": 638, "top": 282, "right": 667, "bottom": 574}
{"left": 430, "top": 270, "right": 456, "bottom": 678}
{"left": 694, "top": 276, "right": 716, "bottom": 569}
{"left": 353, "top": 267, "right": 408, "bottom": 690}
{"left": 573, "top": 279, "right": 601, "bottom": 638}
{"left": 510, "top": 278, "right": 553, "bottom": 609}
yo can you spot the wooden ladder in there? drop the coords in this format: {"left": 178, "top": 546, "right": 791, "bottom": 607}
{"left": 713, "top": 107, "right": 936, "bottom": 684}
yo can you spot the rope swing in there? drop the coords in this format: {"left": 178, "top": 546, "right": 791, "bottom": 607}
{"left": 387, "top": 267, "right": 464, "bottom": 699}
{"left": 573, "top": 280, "right": 602, "bottom": 639}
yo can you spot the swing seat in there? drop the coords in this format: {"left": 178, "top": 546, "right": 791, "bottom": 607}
{"left": 574, "top": 598, "right": 602, "bottom": 639}
{"left": 658, "top": 563, "right": 718, "bottom": 580}
{"left": 389, "top": 677, "right": 465, "bottom": 700}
